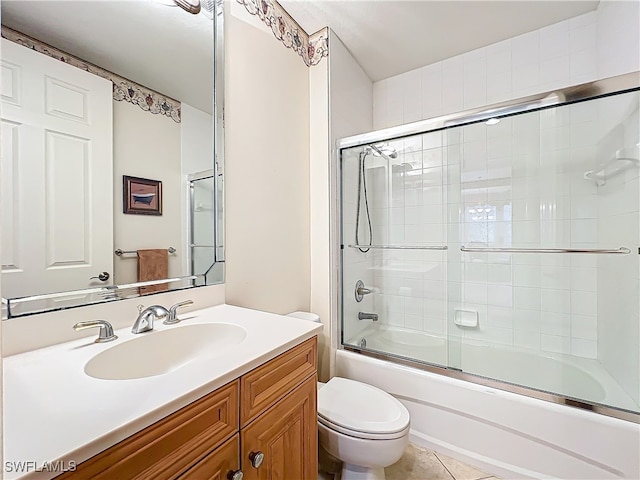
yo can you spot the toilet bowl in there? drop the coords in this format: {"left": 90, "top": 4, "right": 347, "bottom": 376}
{"left": 317, "top": 377, "right": 410, "bottom": 480}
{"left": 285, "top": 312, "right": 410, "bottom": 480}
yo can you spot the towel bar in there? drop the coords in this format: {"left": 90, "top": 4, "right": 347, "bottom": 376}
{"left": 115, "top": 247, "right": 176, "bottom": 256}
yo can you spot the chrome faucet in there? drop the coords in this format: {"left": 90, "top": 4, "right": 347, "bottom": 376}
{"left": 73, "top": 320, "right": 118, "bottom": 343}
{"left": 358, "top": 312, "right": 378, "bottom": 321}
{"left": 163, "top": 300, "right": 194, "bottom": 325}
{"left": 131, "top": 304, "right": 170, "bottom": 334}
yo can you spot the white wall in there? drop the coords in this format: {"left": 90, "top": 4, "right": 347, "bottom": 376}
{"left": 113, "top": 100, "right": 183, "bottom": 283}
{"left": 181, "top": 103, "right": 214, "bottom": 175}
{"left": 310, "top": 53, "right": 331, "bottom": 380}
{"left": 224, "top": 7, "right": 311, "bottom": 315}
{"left": 327, "top": 31, "right": 373, "bottom": 370}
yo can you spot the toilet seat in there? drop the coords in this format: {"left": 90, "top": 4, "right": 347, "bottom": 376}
{"left": 318, "top": 377, "right": 410, "bottom": 440}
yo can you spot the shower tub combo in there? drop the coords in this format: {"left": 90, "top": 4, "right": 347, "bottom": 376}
{"left": 337, "top": 73, "right": 640, "bottom": 479}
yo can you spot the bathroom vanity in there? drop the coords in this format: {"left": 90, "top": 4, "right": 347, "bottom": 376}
{"left": 3, "top": 305, "right": 322, "bottom": 480}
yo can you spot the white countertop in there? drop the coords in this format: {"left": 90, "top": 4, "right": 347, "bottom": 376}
{"left": 3, "top": 304, "right": 323, "bottom": 479}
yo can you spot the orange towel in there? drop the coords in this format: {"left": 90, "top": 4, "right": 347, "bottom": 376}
{"left": 137, "top": 249, "right": 169, "bottom": 295}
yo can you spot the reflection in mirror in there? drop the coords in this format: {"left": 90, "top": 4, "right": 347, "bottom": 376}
{"left": 0, "top": 0, "right": 224, "bottom": 317}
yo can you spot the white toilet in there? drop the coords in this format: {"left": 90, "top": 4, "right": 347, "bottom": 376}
{"left": 286, "top": 312, "right": 411, "bottom": 480}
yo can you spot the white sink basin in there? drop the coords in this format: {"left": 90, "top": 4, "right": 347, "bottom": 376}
{"left": 85, "top": 323, "right": 247, "bottom": 380}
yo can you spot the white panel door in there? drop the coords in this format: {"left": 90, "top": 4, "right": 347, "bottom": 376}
{"left": 1, "top": 39, "right": 113, "bottom": 299}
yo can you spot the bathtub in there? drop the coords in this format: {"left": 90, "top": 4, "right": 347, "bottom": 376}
{"left": 338, "top": 327, "right": 640, "bottom": 479}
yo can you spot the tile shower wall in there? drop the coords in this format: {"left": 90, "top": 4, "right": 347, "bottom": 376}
{"left": 368, "top": 3, "right": 639, "bottom": 360}
{"left": 373, "top": 11, "right": 601, "bottom": 130}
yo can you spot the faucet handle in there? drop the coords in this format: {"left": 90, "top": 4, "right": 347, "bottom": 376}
{"left": 164, "top": 300, "right": 194, "bottom": 325}
{"left": 73, "top": 320, "right": 118, "bottom": 343}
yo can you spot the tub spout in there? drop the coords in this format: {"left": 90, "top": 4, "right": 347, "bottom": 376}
{"left": 358, "top": 312, "right": 378, "bottom": 321}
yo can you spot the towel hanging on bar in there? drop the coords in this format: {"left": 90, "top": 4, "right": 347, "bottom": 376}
{"left": 137, "top": 249, "right": 169, "bottom": 295}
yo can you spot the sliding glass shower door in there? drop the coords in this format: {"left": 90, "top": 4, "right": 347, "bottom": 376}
{"left": 340, "top": 80, "right": 640, "bottom": 416}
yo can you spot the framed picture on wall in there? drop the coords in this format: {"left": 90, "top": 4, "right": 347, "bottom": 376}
{"left": 123, "top": 175, "right": 162, "bottom": 215}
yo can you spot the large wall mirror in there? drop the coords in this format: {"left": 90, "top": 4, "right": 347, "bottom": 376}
{"left": 0, "top": 0, "right": 224, "bottom": 318}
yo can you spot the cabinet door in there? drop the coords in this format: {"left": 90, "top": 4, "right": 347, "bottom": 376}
{"left": 180, "top": 434, "right": 240, "bottom": 480}
{"left": 241, "top": 375, "right": 317, "bottom": 480}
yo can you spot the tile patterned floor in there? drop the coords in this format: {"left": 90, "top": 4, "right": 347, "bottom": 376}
{"left": 385, "top": 444, "right": 499, "bottom": 480}
{"left": 319, "top": 443, "right": 500, "bottom": 480}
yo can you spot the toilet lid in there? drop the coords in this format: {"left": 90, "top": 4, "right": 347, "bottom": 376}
{"left": 318, "top": 377, "right": 410, "bottom": 435}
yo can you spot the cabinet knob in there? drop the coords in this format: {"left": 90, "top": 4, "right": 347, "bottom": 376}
{"left": 227, "top": 470, "right": 243, "bottom": 480}
{"left": 249, "top": 451, "right": 264, "bottom": 468}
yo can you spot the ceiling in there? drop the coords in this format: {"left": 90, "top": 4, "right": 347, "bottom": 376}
{"left": 280, "top": 0, "right": 600, "bottom": 81}
{"left": 1, "top": 0, "right": 600, "bottom": 105}
{"left": 1, "top": 0, "right": 214, "bottom": 113}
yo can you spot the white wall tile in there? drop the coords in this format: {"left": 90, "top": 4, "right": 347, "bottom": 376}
{"left": 570, "top": 22, "right": 597, "bottom": 54}
{"left": 571, "top": 314, "right": 598, "bottom": 341}
{"left": 541, "top": 312, "right": 571, "bottom": 336}
{"left": 571, "top": 338, "right": 597, "bottom": 358}
{"left": 539, "top": 20, "right": 570, "bottom": 61}
{"left": 514, "top": 286, "right": 541, "bottom": 309}
{"left": 569, "top": 11, "right": 596, "bottom": 30}
{"left": 511, "top": 30, "right": 540, "bottom": 67}
{"left": 486, "top": 69, "right": 513, "bottom": 104}
{"left": 541, "top": 334, "right": 572, "bottom": 354}
{"left": 541, "top": 288, "right": 571, "bottom": 314}
{"left": 463, "top": 51, "right": 487, "bottom": 109}
{"left": 596, "top": 0, "right": 640, "bottom": 78}
{"left": 464, "top": 283, "right": 488, "bottom": 304}
{"left": 488, "top": 284, "right": 513, "bottom": 307}
{"left": 487, "top": 305, "right": 514, "bottom": 328}
{"left": 571, "top": 267, "right": 596, "bottom": 292}
{"left": 539, "top": 56, "right": 571, "bottom": 91}
{"left": 384, "top": 75, "right": 404, "bottom": 128}
{"left": 485, "top": 39, "right": 512, "bottom": 72}
{"left": 421, "top": 62, "right": 443, "bottom": 119}
{"left": 514, "top": 330, "right": 541, "bottom": 351}
{"left": 571, "top": 290, "right": 597, "bottom": 317}
{"left": 441, "top": 55, "right": 464, "bottom": 113}
{"left": 403, "top": 68, "right": 422, "bottom": 123}
{"left": 570, "top": 48, "right": 597, "bottom": 83}
{"left": 372, "top": 80, "right": 387, "bottom": 130}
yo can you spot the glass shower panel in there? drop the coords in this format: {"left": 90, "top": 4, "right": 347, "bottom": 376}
{"left": 190, "top": 175, "right": 219, "bottom": 284}
{"left": 340, "top": 84, "right": 639, "bottom": 416}
{"left": 452, "top": 91, "right": 639, "bottom": 413}
{"left": 340, "top": 133, "right": 450, "bottom": 368}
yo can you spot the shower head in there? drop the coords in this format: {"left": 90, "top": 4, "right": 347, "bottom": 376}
{"left": 368, "top": 143, "right": 398, "bottom": 159}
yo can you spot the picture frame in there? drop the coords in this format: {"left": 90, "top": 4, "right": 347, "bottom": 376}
{"left": 123, "top": 175, "right": 162, "bottom": 215}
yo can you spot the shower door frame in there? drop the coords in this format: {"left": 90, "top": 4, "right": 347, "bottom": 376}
{"left": 188, "top": 169, "right": 218, "bottom": 285}
{"left": 336, "top": 71, "right": 640, "bottom": 424}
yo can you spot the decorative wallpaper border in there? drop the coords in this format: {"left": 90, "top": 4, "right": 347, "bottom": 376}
{"left": 1, "top": 27, "right": 181, "bottom": 123}
{"left": 236, "top": 0, "right": 328, "bottom": 67}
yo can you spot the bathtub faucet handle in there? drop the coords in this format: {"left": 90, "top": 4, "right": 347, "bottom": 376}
{"left": 355, "top": 280, "right": 373, "bottom": 302}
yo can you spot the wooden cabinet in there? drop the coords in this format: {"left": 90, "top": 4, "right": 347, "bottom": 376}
{"left": 57, "top": 336, "right": 317, "bottom": 480}
{"left": 57, "top": 380, "right": 239, "bottom": 480}
{"left": 241, "top": 375, "right": 317, "bottom": 480}
{"left": 180, "top": 435, "right": 240, "bottom": 480}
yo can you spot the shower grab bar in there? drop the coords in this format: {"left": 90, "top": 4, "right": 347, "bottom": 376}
{"left": 347, "top": 244, "right": 448, "bottom": 250}
{"left": 460, "top": 246, "right": 631, "bottom": 254}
